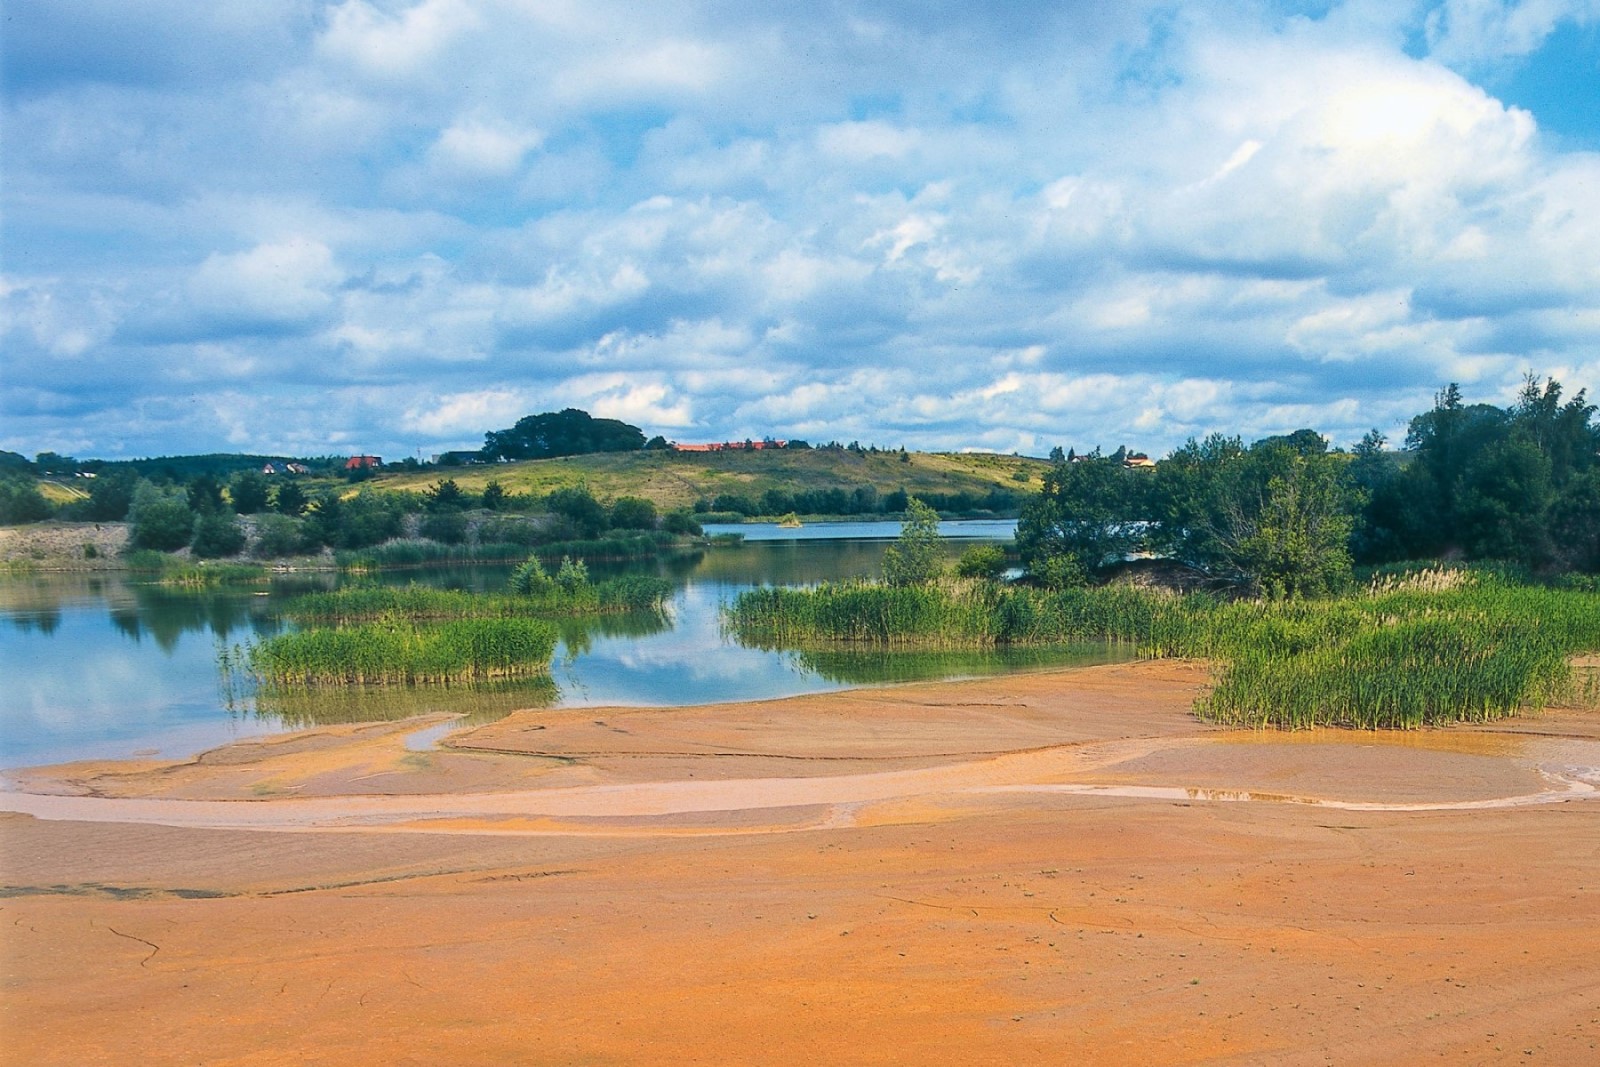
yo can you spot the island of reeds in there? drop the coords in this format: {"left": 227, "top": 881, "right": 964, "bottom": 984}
{"left": 248, "top": 556, "right": 671, "bottom": 688}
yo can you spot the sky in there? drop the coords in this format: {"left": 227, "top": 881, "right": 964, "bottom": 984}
{"left": 3, "top": 0, "right": 1599, "bottom": 462}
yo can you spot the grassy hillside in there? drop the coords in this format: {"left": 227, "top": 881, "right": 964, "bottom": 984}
{"left": 373, "top": 449, "right": 1050, "bottom": 513}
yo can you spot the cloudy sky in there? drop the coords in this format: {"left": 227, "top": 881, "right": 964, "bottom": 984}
{"left": 4, "top": 1, "right": 1599, "bottom": 461}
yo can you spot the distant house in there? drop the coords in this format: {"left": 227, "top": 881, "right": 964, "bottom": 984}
{"left": 672, "top": 439, "right": 788, "bottom": 452}
{"left": 1124, "top": 455, "right": 1156, "bottom": 470}
{"left": 344, "top": 455, "right": 382, "bottom": 471}
{"left": 262, "top": 463, "right": 278, "bottom": 475}
{"left": 284, "top": 463, "right": 310, "bottom": 475}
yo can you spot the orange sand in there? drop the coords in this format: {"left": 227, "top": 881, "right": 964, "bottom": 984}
{"left": 3, "top": 660, "right": 1598, "bottom": 1065}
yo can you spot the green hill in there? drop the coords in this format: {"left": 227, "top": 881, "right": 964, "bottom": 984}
{"left": 375, "top": 448, "right": 1049, "bottom": 515}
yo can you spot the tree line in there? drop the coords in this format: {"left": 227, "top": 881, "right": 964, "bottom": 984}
{"left": 1018, "top": 376, "right": 1600, "bottom": 596}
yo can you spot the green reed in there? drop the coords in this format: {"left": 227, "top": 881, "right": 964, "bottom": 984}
{"left": 248, "top": 615, "right": 558, "bottom": 687}
{"left": 284, "top": 576, "right": 671, "bottom": 624}
{"left": 725, "top": 570, "right": 1600, "bottom": 728}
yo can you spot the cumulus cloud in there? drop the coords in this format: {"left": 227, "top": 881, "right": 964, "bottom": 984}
{"left": 4, "top": 1, "right": 1599, "bottom": 459}
{"left": 1426, "top": 0, "right": 1600, "bottom": 67}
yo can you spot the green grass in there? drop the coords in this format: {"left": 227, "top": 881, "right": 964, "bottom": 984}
{"left": 369, "top": 448, "right": 1051, "bottom": 513}
{"left": 725, "top": 570, "right": 1600, "bottom": 728}
{"left": 249, "top": 616, "right": 558, "bottom": 687}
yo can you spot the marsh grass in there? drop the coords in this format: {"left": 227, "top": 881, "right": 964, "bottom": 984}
{"left": 248, "top": 615, "right": 558, "bottom": 687}
{"left": 726, "top": 571, "right": 1600, "bottom": 728}
{"left": 158, "top": 562, "right": 270, "bottom": 587}
{"left": 284, "top": 576, "right": 671, "bottom": 624}
{"left": 336, "top": 541, "right": 532, "bottom": 569}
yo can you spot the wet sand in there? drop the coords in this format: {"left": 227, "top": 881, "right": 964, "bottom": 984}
{"left": 4, "top": 660, "right": 1599, "bottom": 1065}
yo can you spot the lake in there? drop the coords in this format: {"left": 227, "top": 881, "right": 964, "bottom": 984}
{"left": 0, "top": 520, "right": 1127, "bottom": 769}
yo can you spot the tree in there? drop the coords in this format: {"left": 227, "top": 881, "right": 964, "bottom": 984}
{"left": 252, "top": 514, "right": 309, "bottom": 559}
{"left": 662, "top": 509, "right": 703, "bottom": 536}
{"left": 1150, "top": 433, "right": 1355, "bottom": 596}
{"left": 186, "top": 474, "right": 224, "bottom": 515}
{"left": 128, "top": 481, "right": 196, "bottom": 551}
{"left": 229, "top": 470, "right": 270, "bottom": 515}
{"left": 609, "top": 496, "right": 658, "bottom": 530}
{"left": 481, "top": 408, "right": 645, "bottom": 461}
{"left": 881, "top": 497, "right": 944, "bottom": 586}
{"left": 0, "top": 480, "right": 52, "bottom": 524}
{"left": 273, "top": 479, "right": 308, "bottom": 516}
{"left": 481, "top": 480, "right": 507, "bottom": 511}
{"left": 419, "top": 511, "right": 468, "bottom": 544}
{"left": 191, "top": 513, "right": 246, "bottom": 558}
{"left": 1048, "top": 446, "right": 1065, "bottom": 463}
{"left": 545, "top": 485, "right": 608, "bottom": 538}
{"left": 1017, "top": 451, "right": 1146, "bottom": 584}
{"left": 423, "top": 478, "right": 468, "bottom": 513}
{"left": 955, "top": 543, "right": 1007, "bottom": 580}
{"left": 81, "top": 468, "right": 137, "bottom": 521}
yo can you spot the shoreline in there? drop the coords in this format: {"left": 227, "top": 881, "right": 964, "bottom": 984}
{"left": 5, "top": 660, "right": 1600, "bottom": 1065}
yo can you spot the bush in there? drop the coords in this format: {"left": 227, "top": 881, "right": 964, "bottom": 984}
{"left": 509, "top": 557, "right": 553, "bottom": 594}
{"left": 229, "top": 470, "right": 270, "bottom": 514}
{"left": 609, "top": 496, "right": 658, "bottom": 530}
{"left": 555, "top": 555, "right": 590, "bottom": 593}
{"left": 0, "top": 480, "right": 52, "bottom": 524}
{"left": 253, "top": 514, "right": 311, "bottom": 558}
{"left": 191, "top": 513, "right": 247, "bottom": 558}
{"left": 128, "top": 481, "right": 196, "bottom": 551}
{"left": 662, "top": 509, "right": 703, "bottom": 536}
{"left": 81, "top": 469, "right": 137, "bottom": 521}
{"left": 546, "top": 486, "right": 608, "bottom": 538}
{"left": 881, "top": 498, "right": 944, "bottom": 586}
{"left": 955, "top": 544, "right": 1008, "bottom": 580}
{"left": 419, "top": 511, "right": 468, "bottom": 544}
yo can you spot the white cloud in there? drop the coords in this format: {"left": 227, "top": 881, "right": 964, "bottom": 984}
{"left": 429, "top": 118, "right": 543, "bottom": 176}
{"left": 7, "top": 2, "right": 1600, "bottom": 460}
{"left": 188, "top": 238, "right": 342, "bottom": 323}
{"left": 1425, "top": 0, "right": 1600, "bottom": 67}
{"left": 316, "top": 0, "right": 479, "bottom": 76}
{"left": 404, "top": 388, "right": 528, "bottom": 436}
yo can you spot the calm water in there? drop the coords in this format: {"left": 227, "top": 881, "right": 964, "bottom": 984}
{"left": 0, "top": 521, "right": 1126, "bottom": 769}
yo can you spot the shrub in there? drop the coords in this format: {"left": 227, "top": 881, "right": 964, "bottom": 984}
{"left": 253, "top": 514, "right": 311, "bottom": 558}
{"left": 129, "top": 481, "right": 196, "bottom": 551}
{"left": 191, "top": 513, "right": 247, "bottom": 558}
{"left": 881, "top": 498, "right": 944, "bottom": 586}
{"left": 0, "top": 480, "right": 51, "bottom": 524}
{"left": 662, "top": 509, "right": 703, "bottom": 536}
{"left": 609, "top": 496, "right": 658, "bottom": 530}
{"left": 555, "top": 555, "right": 589, "bottom": 593}
{"left": 419, "top": 511, "right": 468, "bottom": 544}
{"left": 955, "top": 544, "right": 1008, "bottom": 580}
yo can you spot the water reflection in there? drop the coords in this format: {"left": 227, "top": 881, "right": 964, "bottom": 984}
{"left": 783, "top": 643, "right": 1137, "bottom": 686}
{"left": 241, "top": 678, "right": 561, "bottom": 729}
{"left": 1, "top": 522, "right": 1097, "bottom": 768}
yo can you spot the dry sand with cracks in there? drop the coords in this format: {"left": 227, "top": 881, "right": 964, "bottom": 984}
{"left": 4, "top": 660, "right": 1600, "bottom": 1065}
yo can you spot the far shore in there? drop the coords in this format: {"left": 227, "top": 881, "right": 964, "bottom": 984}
{"left": 5, "top": 660, "right": 1599, "bottom": 1065}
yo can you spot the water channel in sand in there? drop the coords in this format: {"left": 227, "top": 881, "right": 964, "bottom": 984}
{"left": 0, "top": 521, "right": 1130, "bottom": 769}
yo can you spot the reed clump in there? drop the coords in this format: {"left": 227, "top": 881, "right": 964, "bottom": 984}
{"left": 249, "top": 615, "right": 558, "bottom": 687}
{"left": 284, "top": 574, "right": 671, "bottom": 624}
{"left": 725, "top": 570, "right": 1600, "bottom": 728}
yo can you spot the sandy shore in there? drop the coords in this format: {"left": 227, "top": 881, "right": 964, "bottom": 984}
{"left": 4, "top": 660, "right": 1599, "bottom": 1065}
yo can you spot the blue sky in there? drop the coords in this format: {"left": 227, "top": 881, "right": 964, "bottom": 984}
{"left": 4, "top": 0, "right": 1598, "bottom": 461}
